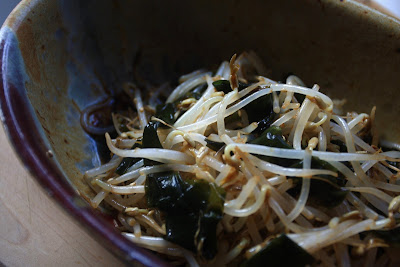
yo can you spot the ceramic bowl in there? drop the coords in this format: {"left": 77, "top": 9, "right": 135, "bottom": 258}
{"left": 1, "top": 0, "right": 400, "bottom": 265}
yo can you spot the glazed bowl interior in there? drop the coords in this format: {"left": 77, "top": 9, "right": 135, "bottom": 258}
{"left": 1, "top": 0, "right": 400, "bottom": 265}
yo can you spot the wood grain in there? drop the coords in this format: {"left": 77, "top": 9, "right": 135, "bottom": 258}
{"left": 0, "top": 126, "right": 122, "bottom": 266}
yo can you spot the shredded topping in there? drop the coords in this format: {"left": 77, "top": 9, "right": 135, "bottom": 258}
{"left": 83, "top": 52, "right": 400, "bottom": 266}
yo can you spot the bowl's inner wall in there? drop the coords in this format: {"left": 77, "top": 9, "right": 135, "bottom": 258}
{"left": 11, "top": 0, "right": 400, "bottom": 196}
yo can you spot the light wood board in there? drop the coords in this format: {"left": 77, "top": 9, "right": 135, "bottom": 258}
{"left": 0, "top": 126, "right": 122, "bottom": 266}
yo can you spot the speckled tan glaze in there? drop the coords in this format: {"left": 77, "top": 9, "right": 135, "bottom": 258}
{"left": 6, "top": 0, "right": 93, "bottom": 196}
{"left": 1, "top": 0, "right": 399, "bottom": 265}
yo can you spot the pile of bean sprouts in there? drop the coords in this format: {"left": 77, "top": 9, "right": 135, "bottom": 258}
{"left": 84, "top": 52, "right": 400, "bottom": 266}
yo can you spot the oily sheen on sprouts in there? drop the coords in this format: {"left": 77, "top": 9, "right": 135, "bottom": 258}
{"left": 83, "top": 52, "right": 400, "bottom": 266}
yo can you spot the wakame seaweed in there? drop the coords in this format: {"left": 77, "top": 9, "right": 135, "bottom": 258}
{"left": 212, "top": 79, "right": 249, "bottom": 94}
{"left": 153, "top": 85, "right": 205, "bottom": 128}
{"left": 366, "top": 227, "right": 400, "bottom": 247}
{"left": 145, "top": 171, "right": 188, "bottom": 211}
{"left": 205, "top": 138, "right": 225, "bottom": 151}
{"left": 249, "top": 126, "right": 296, "bottom": 167}
{"left": 243, "top": 90, "right": 274, "bottom": 134}
{"left": 117, "top": 105, "right": 177, "bottom": 174}
{"left": 142, "top": 121, "right": 164, "bottom": 166}
{"left": 84, "top": 52, "right": 400, "bottom": 265}
{"left": 289, "top": 158, "right": 348, "bottom": 208}
{"left": 250, "top": 126, "right": 292, "bottom": 149}
{"left": 331, "top": 139, "right": 348, "bottom": 153}
{"left": 145, "top": 171, "right": 225, "bottom": 259}
{"left": 212, "top": 79, "right": 274, "bottom": 133}
{"left": 249, "top": 126, "right": 347, "bottom": 207}
{"left": 143, "top": 118, "right": 225, "bottom": 259}
{"left": 142, "top": 121, "right": 163, "bottom": 149}
{"left": 166, "top": 179, "right": 225, "bottom": 259}
{"left": 213, "top": 80, "right": 232, "bottom": 94}
{"left": 155, "top": 102, "right": 176, "bottom": 125}
{"left": 116, "top": 117, "right": 167, "bottom": 175}
{"left": 184, "top": 83, "right": 208, "bottom": 100}
{"left": 115, "top": 142, "right": 142, "bottom": 175}
{"left": 241, "top": 234, "right": 314, "bottom": 267}
{"left": 153, "top": 85, "right": 213, "bottom": 128}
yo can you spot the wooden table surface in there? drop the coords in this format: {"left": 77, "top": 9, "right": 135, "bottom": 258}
{"left": 0, "top": 126, "right": 122, "bottom": 266}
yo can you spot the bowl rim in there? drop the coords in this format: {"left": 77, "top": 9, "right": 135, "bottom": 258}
{"left": 0, "top": 0, "right": 170, "bottom": 266}
{"left": 0, "top": 0, "right": 399, "bottom": 266}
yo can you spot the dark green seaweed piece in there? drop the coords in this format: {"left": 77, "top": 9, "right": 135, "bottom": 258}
{"left": 250, "top": 126, "right": 292, "bottom": 149}
{"left": 115, "top": 142, "right": 142, "bottom": 175}
{"left": 165, "top": 209, "right": 224, "bottom": 259}
{"left": 243, "top": 91, "right": 274, "bottom": 134}
{"left": 145, "top": 172, "right": 225, "bottom": 259}
{"left": 224, "top": 110, "right": 242, "bottom": 127}
{"left": 205, "top": 138, "right": 225, "bottom": 151}
{"left": 331, "top": 139, "right": 348, "bottom": 153}
{"left": 146, "top": 171, "right": 188, "bottom": 212}
{"left": 289, "top": 158, "right": 348, "bottom": 208}
{"left": 212, "top": 80, "right": 274, "bottom": 133}
{"left": 142, "top": 121, "right": 163, "bottom": 166}
{"left": 212, "top": 80, "right": 249, "bottom": 94}
{"left": 117, "top": 109, "right": 172, "bottom": 174}
{"left": 183, "top": 179, "right": 225, "bottom": 214}
{"left": 167, "top": 179, "right": 225, "bottom": 259}
{"left": 172, "top": 84, "right": 207, "bottom": 122}
{"left": 174, "top": 84, "right": 207, "bottom": 105}
{"left": 238, "top": 82, "right": 250, "bottom": 91}
{"left": 142, "top": 121, "right": 162, "bottom": 149}
{"left": 367, "top": 227, "right": 400, "bottom": 247}
{"left": 165, "top": 213, "right": 198, "bottom": 251}
{"left": 196, "top": 209, "right": 222, "bottom": 259}
{"left": 213, "top": 80, "right": 232, "bottom": 94}
{"left": 185, "top": 83, "right": 207, "bottom": 100}
{"left": 155, "top": 102, "right": 176, "bottom": 125}
{"left": 249, "top": 126, "right": 295, "bottom": 167}
{"left": 241, "top": 234, "right": 314, "bottom": 267}
{"left": 255, "top": 114, "right": 275, "bottom": 134}
{"left": 196, "top": 182, "right": 226, "bottom": 259}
